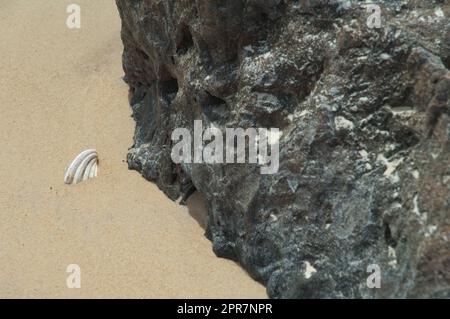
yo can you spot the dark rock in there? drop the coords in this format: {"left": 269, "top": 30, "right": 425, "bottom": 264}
{"left": 116, "top": 0, "right": 450, "bottom": 298}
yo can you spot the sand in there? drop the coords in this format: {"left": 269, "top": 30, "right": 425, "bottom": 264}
{"left": 0, "top": 0, "right": 266, "bottom": 298}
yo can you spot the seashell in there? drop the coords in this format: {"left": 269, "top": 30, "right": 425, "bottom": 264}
{"left": 64, "top": 149, "right": 98, "bottom": 185}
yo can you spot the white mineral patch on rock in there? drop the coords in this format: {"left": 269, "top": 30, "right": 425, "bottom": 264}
{"left": 425, "top": 225, "right": 437, "bottom": 238}
{"left": 299, "top": 109, "right": 310, "bottom": 117}
{"left": 359, "top": 97, "right": 369, "bottom": 103}
{"left": 391, "top": 202, "right": 402, "bottom": 210}
{"left": 388, "top": 246, "right": 397, "bottom": 267}
{"left": 435, "top": 8, "right": 445, "bottom": 18}
{"left": 377, "top": 154, "right": 403, "bottom": 177}
{"left": 413, "top": 195, "right": 421, "bottom": 216}
{"left": 359, "top": 149, "right": 369, "bottom": 161}
{"left": 334, "top": 116, "right": 354, "bottom": 131}
{"left": 380, "top": 53, "right": 392, "bottom": 60}
{"left": 303, "top": 261, "right": 317, "bottom": 279}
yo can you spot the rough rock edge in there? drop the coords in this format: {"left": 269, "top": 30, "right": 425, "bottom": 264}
{"left": 116, "top": 0, "right": 450, "bottom": 298}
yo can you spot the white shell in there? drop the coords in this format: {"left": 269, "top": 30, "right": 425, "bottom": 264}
{"left": 64, "top": 149, "right": 98, "bottom": 185}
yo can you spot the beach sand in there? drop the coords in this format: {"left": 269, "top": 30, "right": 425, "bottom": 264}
{"left": 0, "top": 0, "right": 266, "bottom": 298}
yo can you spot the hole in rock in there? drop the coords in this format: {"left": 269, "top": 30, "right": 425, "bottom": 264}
{"left": 176, "top": 25, "right": 194, "bottom": 55}
{"left": 201, "top": 92, "right": 229, "bottom": 123}
{"left": 159, "top": 76, "right": 179, "bottom": 106}
{"left": 442, "top": 55, "right": 450, "bottom": 70}
{"left": 384, "top": 222, "right": 397, "bottom": 248}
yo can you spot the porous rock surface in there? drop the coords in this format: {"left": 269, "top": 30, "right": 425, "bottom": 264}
{"left": 116, "top": 0, "right": 450, "bottom": 298}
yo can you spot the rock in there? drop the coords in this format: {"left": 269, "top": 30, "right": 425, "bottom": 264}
{"left": 116, "top": 0, "right": 450, "bottom": 298}
{"left": 334, "top": 116, "right": 354, "bottom": 131}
